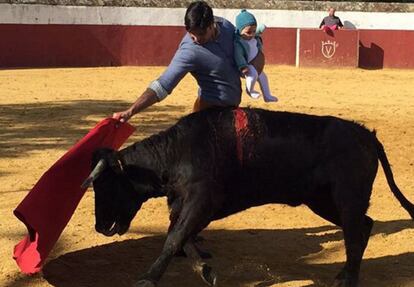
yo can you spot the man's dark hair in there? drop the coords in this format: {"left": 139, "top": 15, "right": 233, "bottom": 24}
{"left": 184, "top": 1, "right": 214, "bottom": 32}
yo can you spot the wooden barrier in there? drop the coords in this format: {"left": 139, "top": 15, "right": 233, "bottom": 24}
{"left": 297, "top": 29, "right": 359, "bottom": 68}
{"left": 262, "top": 28, "right": 297, "bottom": 66}
{"left": 0, "top": 25, "right": 185, "bottom": 67}
{"left": 1, "top": 24, "right": 414, "bottom": 69}
{"left": 359, "top": 30, "right": 414, "bottom": 69}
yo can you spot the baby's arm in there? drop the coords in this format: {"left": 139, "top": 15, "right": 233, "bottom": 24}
{"left": 256, "top": 24, "right": 266, "bottom": 36}
{"left": 234, "top": 39, "right": 249, "bottom": 74}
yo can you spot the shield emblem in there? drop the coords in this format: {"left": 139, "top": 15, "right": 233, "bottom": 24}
{"left": 321, "top": 40, "right": 337, "bottom": 58}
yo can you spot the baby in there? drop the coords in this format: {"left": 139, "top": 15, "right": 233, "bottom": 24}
{"left": 234, "top": 9, "right": 277, "bottom": 102}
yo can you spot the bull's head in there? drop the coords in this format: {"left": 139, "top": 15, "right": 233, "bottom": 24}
{"left": 82, "top": 148, "right": 152, "bottom": 237}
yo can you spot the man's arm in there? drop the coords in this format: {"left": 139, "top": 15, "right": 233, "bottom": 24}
{"left": 338, "top": 18, "right": 344, "bottom": 29}
{"left": 113, "top": 88, "right": 159, "bottom": 123}
{"left": 319, "top": 19, "right": 325, "bottom": 29}
{"left": 113, "top": 41, "right": 196, "bottom": 122}
{"left": 234, "top": 40, "right": 249, "bottom": 74}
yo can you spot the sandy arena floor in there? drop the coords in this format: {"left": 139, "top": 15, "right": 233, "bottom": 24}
{"left": 1, "top": 66, "right": 414, "bottom": 287}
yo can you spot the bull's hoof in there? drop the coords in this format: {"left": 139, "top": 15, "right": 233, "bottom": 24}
{"left": 200, "top": 263, "right": 217, "bottom": 286}
{"left": 133, "top": 279, "right": 156, "bottom": 287}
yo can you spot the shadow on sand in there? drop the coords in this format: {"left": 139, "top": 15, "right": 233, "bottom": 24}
{"left": 0, "top": 100, "right": 186, "bottom": 160}
{"left": 26, "top": 219, "right": 414, "bottom": 287}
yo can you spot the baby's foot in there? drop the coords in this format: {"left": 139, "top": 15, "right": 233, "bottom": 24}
{"left": 250, "top": 91, "right": 261, "bottom": 99}
{"left": 246, "top": 88, "right": 261, "bottom": 99}
{"left": 264, "top": 95, "right": 278, "bottom": 102}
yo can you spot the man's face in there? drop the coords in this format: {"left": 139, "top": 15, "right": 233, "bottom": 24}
{"left": 329, "top": 8, "right": 336, "bottom": 17}
{"left": 189, "top": 24, "right": 215, "bottom": 45}
{"left": 240, "top": 25, "right": 257, "bottom": 41}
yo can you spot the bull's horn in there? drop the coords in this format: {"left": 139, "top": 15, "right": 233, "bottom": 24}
{"left": 81, "top": 159, "right": 107, "bottom": 189}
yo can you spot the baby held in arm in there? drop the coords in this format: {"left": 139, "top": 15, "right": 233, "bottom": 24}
{"left": 234, "top": 9, "right": 278, "bottom": 103}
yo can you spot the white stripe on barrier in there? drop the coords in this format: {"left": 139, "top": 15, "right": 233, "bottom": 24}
{"left": 0, "top": 5, "right": 185, "bottom": 26}
{"left": 1, "top": 4, "right": 414, "bottom": 30}
{"left": 296, "top": 28, "right": 300, "bottom": 67}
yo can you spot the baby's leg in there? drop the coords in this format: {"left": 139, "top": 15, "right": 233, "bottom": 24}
{"left": 245, "top": 65, "right": 260, "bottom": 99}
{"left": 258, "top": 71, "right": 278, "bottom": 102}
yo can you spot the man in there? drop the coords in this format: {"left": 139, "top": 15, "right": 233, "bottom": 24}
{"left": 319, "top": 7, "right": 344, "bottom": 31}
{"left": 113, "top": 1, "right": 265, "bottom": 122}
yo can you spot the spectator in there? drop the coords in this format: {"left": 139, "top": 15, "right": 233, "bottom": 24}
{"left": 319, "top": 7, "right": 343, "bottom": 32}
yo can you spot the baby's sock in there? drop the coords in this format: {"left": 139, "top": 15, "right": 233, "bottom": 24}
{"left": 245, "top": 65, "right": 260, "bottom": 99}
{"left": 258, "top": 72, "right": 278, "bottom": 102}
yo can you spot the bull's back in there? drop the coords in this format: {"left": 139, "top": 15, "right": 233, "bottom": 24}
{"left": 200, "top": 108, "right": 379, "bottom": 213}
{"left": 170, "top": 108, "right": 378, "bottom": 208}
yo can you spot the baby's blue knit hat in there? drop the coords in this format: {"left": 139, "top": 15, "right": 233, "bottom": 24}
{"left": 235, "top": 9, "right": 257, "bottom": 32}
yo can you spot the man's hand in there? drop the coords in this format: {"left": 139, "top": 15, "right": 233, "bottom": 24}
{"left": 113, "top": 109, "right": 133, "bottom": 123}
{"left": 112, "top": 88, "right": 159, "bottom": 123}
{"left": 241, "top": 66, "right": 249, "bottom": 75}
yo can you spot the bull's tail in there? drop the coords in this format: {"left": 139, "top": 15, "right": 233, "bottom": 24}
{"left": 376, "top": 137, "right": 414, "bottom": 219}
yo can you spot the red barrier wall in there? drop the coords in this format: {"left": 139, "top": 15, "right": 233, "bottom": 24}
{"left": 262, "top": 28, "right": 297, "bottom": 66}
{"left": 0, "top": 24, "right": 185, "bottom": 67}
{"left": 0, "top": 24, "right": 296, "bottom": 68}
{"left": 1, "top": 24, "right": 414, "bottom": 69}
{"left": 298, "top": 29, "right": 359, "bottom": 68}
{"left": 359, "top": 30, "right": 414, "bottom": 69}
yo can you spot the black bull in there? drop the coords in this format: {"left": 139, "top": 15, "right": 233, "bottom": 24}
{"left": 83, "top": 107, "right": 414, "bottom": 287}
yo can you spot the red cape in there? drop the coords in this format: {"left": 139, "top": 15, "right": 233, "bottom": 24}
{"left": 13, "top": 118, "right": 135, "bottom": 274}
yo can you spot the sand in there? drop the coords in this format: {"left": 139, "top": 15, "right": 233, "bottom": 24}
{"left": 1, "top": 66, "right": 414, "bottom": 287}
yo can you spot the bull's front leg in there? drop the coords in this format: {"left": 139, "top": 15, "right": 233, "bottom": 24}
{"left": 134, "top": 187, "right": 212, "bottom": 287}
{"left": 133, "top": 231, "right": 185, "bottom": 287}
{"left": 183, "top": 238, "right": 217, "bottom": 286}
{"left": 169, "top": 198, "right": 212, "bottom": 260}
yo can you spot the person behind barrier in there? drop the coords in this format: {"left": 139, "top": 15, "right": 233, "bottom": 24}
{"left": 113, "top": 1, "right": 265, "bottom": 122}
{"left": 319, "top": 7, "right": 343, "bottom": 31}
{"left": 234, "top": 9, "right": 278, "bottom": 103}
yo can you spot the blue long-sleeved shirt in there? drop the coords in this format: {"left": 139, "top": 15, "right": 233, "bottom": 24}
{"left": 151, "top": 17, "right": 242, "bottom": 107}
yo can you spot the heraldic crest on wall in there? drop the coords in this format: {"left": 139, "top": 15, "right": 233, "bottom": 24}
{"left": 321, "top": 40, "right": 339, "bottom": 58}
